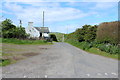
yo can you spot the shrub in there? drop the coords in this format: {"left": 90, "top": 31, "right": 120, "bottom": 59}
{"left": 109, "top": 45, "right": 120, "bottom": 54}
{"left": 96, "top": 21, "right": 119, "bottom": 44}
{"left": 97, "top": 43, "right": 120, "bottom": 54}
{"left": 80, "top": 42, "right": 92, "bottom": 50}
{"left": 65, "top": 25, "right": 97, "bottom": 42}
{"left": 1, "top": 19, "right": 29, "bottom": 39}
{"left": 50, "top": 34, "right": 58, "bottom": 42}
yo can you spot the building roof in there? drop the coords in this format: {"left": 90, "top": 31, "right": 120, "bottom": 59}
{"left": 34, "top": 27, "right": 49, "bottom": 33}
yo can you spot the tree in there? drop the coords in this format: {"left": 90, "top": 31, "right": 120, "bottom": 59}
{"left": 65, "top": 24, "right": 97, "bottom": 42}
{"left": 96, "top": 21, "right": 119, "bottom": 44}
{"left": 75, "top": 28, "right": 85, "bottom": 42}
{"left": 1, "top": 19, "right": 16, "bottom": 31}
{"left": 84, "top": 25, "right": 97, "bottom": 42}
{"left": 1, "top": 19, "right": 16, "bottom": 38}
{"left": 1, "top": 19, "right": 29, "bottom": 39}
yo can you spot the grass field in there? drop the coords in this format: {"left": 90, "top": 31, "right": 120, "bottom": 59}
{"left": 0, "top": 38, "right": 52, "bottom": 45}
{"left": 1, "top": 43, "right": 51, "bottom": 66}
{"left": 0, "top": 38, "right": 52, "bottom": 66}
{"left": 66, "top": 40, "right": 120, "bottom": 60}
{"left": 0, "top": 59, "right": 11, "bottom": 66}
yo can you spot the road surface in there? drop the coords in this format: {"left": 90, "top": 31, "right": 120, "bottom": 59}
{"left": 2, "top": 42, "right": 119, "bottom": 78}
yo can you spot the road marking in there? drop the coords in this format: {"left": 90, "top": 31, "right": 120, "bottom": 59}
{"left": 45, "top": 75, "right": 47, "bottom": 78}
{"left": 86, "top": 74, "right": 90, "bottom": 77}
{"left": 111, "top": 73, "right": 117, "bottom": 75}
{"left": 6, "top": 72, "right": 10, "bottom": 74}
{"left": 24, "top": 75, "right": 27, "bottom": 78}
{"left": 105, "top": 73, "right": 108, "bottom": 76}
{"left": 97, "top": 73, "right": 101, "bottom": 75}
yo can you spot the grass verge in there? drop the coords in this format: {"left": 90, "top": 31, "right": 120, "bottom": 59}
{"left": 0, "top": 38, "right": 52, "bottom": 66}
{"left": 87, "top": 48, "right": 119, "bottom": 60}
{"left": 0, "top": 59, "right": 11, "bottom": 66}
{"left": 0, "top": 38, "right": 52, "bottom": 45}
{"left": 66, "top": 40, "right": 119, "bottom": 60}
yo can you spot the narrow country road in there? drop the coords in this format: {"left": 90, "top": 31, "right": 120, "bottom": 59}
{"left": 2, "top": 42, "right": 118, "bottom": 78}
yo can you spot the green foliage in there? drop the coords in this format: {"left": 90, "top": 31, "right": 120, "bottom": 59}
{"left": 65, "top": 22, "right": 120, "bottom": 59}
{"left": 66, "top": 25, "right": 97, "bottom": 42}
{"left": 50, "top": 34, "right": 58, "bottom": 42}
{"left": 1, "top": 19, "right": 29, "bottom": 39}
{"left": 1, "top": 19, "right": 16, "bottom": 31}
{"left": 66, "top": 40, "right": 120, "bottom": 59}
{"left": 50, "top": 32, "right": 64, "bottom": 42}
{"left": 1, "top": 38, "right": 50, "bottom": 45}
{"left": 98, "top": 44, "right": 120, "bottom": 54}
{"left": 82, "top": 42, "right": 93, "bottom": 50}
{"left": 83, "top": 25, "right": 97, "bottom": 42}
{"left": 66, "top": 38, "right": 120, "bottom": 55}
{"left": 66, "top": 39, "right": 92, "bottom": 50}
{"left": 88, "top": 48, "right": 119, "bottom": 60}
{"left": 96, "top": 21, "right": 119, "bottom": 44}
{"left": 0, "top": 59, "right": 11, "bottom": 66}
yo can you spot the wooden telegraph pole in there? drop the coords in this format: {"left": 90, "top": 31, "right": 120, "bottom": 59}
{"left": 43, "top": 11, "right": 44, "bottom": 27}
{"left": 42, "top": 11, "right": 45, "bottom": 38}
{"left": 19, "top": 20, "right": 22, "bottom": 27}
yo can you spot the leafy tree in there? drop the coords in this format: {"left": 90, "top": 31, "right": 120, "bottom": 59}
{"left": 0, "top": 19, "right": 29, "bottom": 39}
{"left": 75, "top": 28, "right": 84, "bottom": 42}
{"left": 65, "top": 24, "right": 97, "bottom": 42}
{"left": 1, "top": 19, "right": 16, "bottom": 38}
{"left": 84, "top": 25, "right": 97, "bottom": 42}
{"left": 1, "top": 19, "right": 16, "bottom": 31}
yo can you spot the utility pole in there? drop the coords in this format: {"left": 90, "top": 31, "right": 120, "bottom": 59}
{"left": 42, "top": 11, "right": 45, "bottom": 38}
{"left": 43, "top": 11, "right": 44, "bottom": 27}
{"left": 19, "top": 20, "right": 22, "bottom": 27}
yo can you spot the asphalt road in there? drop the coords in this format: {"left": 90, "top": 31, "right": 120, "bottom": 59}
{"left": 2, "top": 42, "right": 119, "bottom": 78}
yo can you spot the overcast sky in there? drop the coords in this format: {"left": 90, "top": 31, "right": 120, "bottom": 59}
{"left": 1, "top": 0, "right": 118, "bottom": 33}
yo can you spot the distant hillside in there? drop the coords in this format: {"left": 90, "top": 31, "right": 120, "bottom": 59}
{"left": 50, "top": 32, "right": 64, "bottom": 42}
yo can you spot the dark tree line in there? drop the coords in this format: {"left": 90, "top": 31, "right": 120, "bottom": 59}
{"left": 0, "top": 19, "right": 29, "bottom": 39}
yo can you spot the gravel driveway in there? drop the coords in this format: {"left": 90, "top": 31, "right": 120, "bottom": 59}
{"left": 2, "top": 42, "right": 119, "bottom": 78}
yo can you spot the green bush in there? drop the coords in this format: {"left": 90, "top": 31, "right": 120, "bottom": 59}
{"left": 77, "top": 42, "right": 92, "bottom": 50}
{"left": 1, "top": 38, "right": 49, "bottom": 45}
{"left": 65, "top": 25, "right": 97, "bottom": 42}
{"left": 66, "top": 39, "right": 120, "bottom": 54}
{"left": 1, "top": 19, "right": 29, "bottom": 39}
{"left": 0, "top": 59, "right": 11, "bottom": 66}
{"left": 50, "top": 34, "right": 58, "bottom": 42}
{"left": 109, "top": 45, "right": 120, "bottom": 54}
{"left": 96, "top": 21, "right": 119, "bottom": 45}
{"left": 97, "top": 44, "right": 120, "bottom": 54}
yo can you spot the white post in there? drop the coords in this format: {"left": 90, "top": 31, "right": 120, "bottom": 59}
{"left": 62, "top": 34, "right": 64, "bottom": 42}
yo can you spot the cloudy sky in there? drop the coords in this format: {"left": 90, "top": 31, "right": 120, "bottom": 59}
{"left": 0, "top": 0, "right": 119, "bottom": 33}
